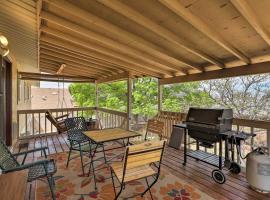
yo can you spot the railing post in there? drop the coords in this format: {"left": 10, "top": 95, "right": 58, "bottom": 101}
{"left": 267, "top": 129, "right": 270, "bottom": 153}
{"left": 127, "top": 77, "right": 132, "bottom": 130}
{"left": 158, "top": 79, "right": 163, "bottom": 112}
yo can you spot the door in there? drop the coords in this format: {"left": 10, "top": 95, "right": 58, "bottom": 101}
{"left": 0, "top": 56, "right": 12, "bottom": 146}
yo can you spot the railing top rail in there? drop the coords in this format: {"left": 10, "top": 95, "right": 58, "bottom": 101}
{"left": 17, "top": 107, "right": 128, "bottom": 118}
{"left": 97, "top": 107, "right": 128, "bottom": 117}
{"left": 17, "top": 107, "right": 96, "bottom": 114}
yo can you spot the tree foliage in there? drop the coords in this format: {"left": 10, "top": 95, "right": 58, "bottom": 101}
{"left": 203, "top": 75, "right": 270, "bottom": 120}
{"left": 69, "top": 75, "right": 270, "bottom": 120}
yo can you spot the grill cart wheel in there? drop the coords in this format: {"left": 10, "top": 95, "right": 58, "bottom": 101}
{"left": 212, "top": 169, "right": 226, "bottom": 184}
{"left": 230, "top": 162, "right": 241, "bottom": 174}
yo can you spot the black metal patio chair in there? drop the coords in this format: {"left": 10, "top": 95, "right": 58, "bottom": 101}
{"left": 65, "top": 117, "right": 94, "bottom": 175}
{"left": 110, "top": 140, "right": 166, "bottom": 200}
{"left": 0, "top": 138, "right": 57, "bottom": 200}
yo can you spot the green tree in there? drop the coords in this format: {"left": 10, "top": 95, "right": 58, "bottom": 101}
{"left": 69, "top": 78, "right": 214, "bottom": 117}
{"left": 162, "top": 82, "right": 214, "bottom": 112}
{"left": 132, "top": 78, "right": 158, "bottom": 119}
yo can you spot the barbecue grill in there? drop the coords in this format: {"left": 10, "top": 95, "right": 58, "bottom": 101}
{"left": 176, "top": 107, "right": 254, "bottom": 184}
{"left": 186, "top": 108, "right": 233, "bottom": 145}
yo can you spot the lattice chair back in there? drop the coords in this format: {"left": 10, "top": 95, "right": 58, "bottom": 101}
{"left": 0, "top": 138, "right": 20, "bottom": 171}
{"left": 65, "top": 117, "right": 88, "bottom": 132}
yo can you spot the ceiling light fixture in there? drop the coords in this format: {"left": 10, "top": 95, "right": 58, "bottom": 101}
{"left": 0, "top": 34, "right": 9, "bottom": 57}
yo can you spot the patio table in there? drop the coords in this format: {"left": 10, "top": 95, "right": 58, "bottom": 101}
{"left": 83, "top": 128, "right": 141, "bottom": 189}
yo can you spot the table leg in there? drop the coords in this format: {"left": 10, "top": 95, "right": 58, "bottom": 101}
{"left": 102, "top": 143, "right": 107, "bottom": 163}
{"left": 183, "top": 129, "right": 187, "bottom": 166}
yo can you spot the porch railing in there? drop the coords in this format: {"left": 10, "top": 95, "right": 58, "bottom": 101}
{"left": 17, "top": 108, "right": 269, "bottom": 153}
{"left": 17, "top": 107, "right": 128, "bottom": 139}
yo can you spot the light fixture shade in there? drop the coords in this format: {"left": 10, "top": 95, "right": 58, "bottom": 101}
{"left": 0, "top": 35, "right": 8, "bottom": 47}
{"left": 0, "top": 46, "right": 9, "bottom": 57}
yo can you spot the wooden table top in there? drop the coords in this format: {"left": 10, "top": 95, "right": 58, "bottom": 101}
{"left": 0, "top": 170, "right": 28, "bottom": 200}
{"left": 84, "top": 128, "right": 141, "bottom": 143}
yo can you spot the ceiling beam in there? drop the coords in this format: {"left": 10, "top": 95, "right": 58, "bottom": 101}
{"left": 98, "top": 0, "right": 224, "bottom": 68}
{"left": 160, "top": 61, "right": 270, "bottom": 85}
{"left": 43, "top": 0, "right": 202, "bottom": 72}
{"left": 97, "top": 72, "right": 131, "bottom": 84}
{"left": 40, "top": 30, "right": 164, "bottom": 78}
{"left": 18, "top": 72, "right": 95, "bottom": 83}
{"left": 36, "top": 0, "right": 42, "bottom": 70}
{"left": 159, "top": 0, "right": 250, "bottom": 64}
{"left": 40, "top": 11, "right": 181, "bottom": 75}
{"left": 231, "top": 0, "right": 270, "bottom": 46}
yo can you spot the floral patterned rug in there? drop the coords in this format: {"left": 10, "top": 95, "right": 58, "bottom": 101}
{"left": 36, "top": 145, "right": 214, "bottom": 200}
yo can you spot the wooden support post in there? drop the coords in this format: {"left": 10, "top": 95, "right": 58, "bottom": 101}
{"left": 95, "top": 81, "right": 100, "bottom": 128}
{"left": 127, "top": 78, "right": 132, "bottom": 130}
{"left": 158, "top": 79, "right": 163, "bottom": 112}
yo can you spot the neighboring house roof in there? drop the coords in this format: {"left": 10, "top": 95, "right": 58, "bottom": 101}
{"left": 31, "top": 87, "right": 74, "bottom": 109}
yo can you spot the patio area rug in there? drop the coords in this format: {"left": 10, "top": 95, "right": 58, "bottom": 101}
{"left": 36, "top": 145, "right": 214, "bottom": 200}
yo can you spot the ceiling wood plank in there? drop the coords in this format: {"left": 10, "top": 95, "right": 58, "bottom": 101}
{"left": 40, "top": 11, "right": 181, "bottom": 75}
{"left": 160, "top": 61, "right": 270, "bottom": 85}
{"left": 44, "top": 0, "right": 202, "bottom": 72}
{"left": 40, "top": 60, "right": 105, "bottom": 78}
{"left": 40, "top": 43, "right": 125, "bottom": 72}
{"left": 40, "top": 47, "right": 121, "bottom": 74}
{"left": 41, "top": 49, "right": 116, "bottom": 74}
{"left": 40, "top": 53, "right": 112, "bottom": 76}
{"left": 40, "top": 29, "right": 165, "bottom": 77}
{"left": 159, "top": 0, "right": 250, "bottom": 64}
{"left": 231, "top": 0, "right": 270, "bottom": 46}
{"left": 98, "top": 0, "right": 224, "bottom": 68}
{"left": 40, "top": 35, "right": 152, "bottom": 77}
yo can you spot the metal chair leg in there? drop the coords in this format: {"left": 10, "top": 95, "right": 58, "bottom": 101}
{"left": 79, "top": 143, "right": 85, "bottom": 175}
{"left": 66, "top": 144, "right": 73, "bottom": 168}
{"left": 91, "top": 152, "right": 97, "bottom": 190}
{"left": 144, "top": 177, "right": 154, "bottom": 200}
{"left": 110, "top": 168, "right": 116, "bottom": 196}
{"left": 47, "top": 176, "right": 56, "bottom": 200}
{"left": 29, "top": 182, "right": 32, "bottom": 200}
{"left": 141, "top": 175, "right": 158, "bottom": 198}
{"left": 114, "top": 183, "right": 124, "bottom": 200}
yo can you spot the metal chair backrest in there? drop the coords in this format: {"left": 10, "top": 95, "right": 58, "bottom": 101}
{"left": 124, "top": 140, "right": 166, "bottom": 173}
{"left": 145, "top": 119, "right": 164, "bottom": 140}
{"left": 65, "top": 117, "right": 88, "bottom": 132}
{"left": 0, "top": 138, "right": 20, "bottom": 171}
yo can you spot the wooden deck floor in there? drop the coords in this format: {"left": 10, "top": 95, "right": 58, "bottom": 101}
{"left": 14, "top": 134, "right": 270, "bottom": 200}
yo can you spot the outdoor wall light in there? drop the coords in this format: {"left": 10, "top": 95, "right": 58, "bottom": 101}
{"left": 0, "top": 34, "right": 9, "bottom": 57}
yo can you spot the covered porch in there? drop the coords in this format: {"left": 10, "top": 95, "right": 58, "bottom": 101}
{"left": 1, "top": 0, "right": 270, "bottom": 199}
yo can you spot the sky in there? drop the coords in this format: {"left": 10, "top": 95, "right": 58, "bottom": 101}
{"left": 40, "top": 81, "right": 71, "bottom": 88}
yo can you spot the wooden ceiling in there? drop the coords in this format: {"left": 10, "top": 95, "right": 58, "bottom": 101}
{"left": 0, "top": 0, "right": 38, "bottom": 71}
{"left": 35, "top": 0, "right": 270, "bottom": 84}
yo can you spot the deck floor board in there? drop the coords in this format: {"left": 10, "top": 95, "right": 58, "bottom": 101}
{"left": 15, "top": 134, "right": 270, "bottom": 200}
